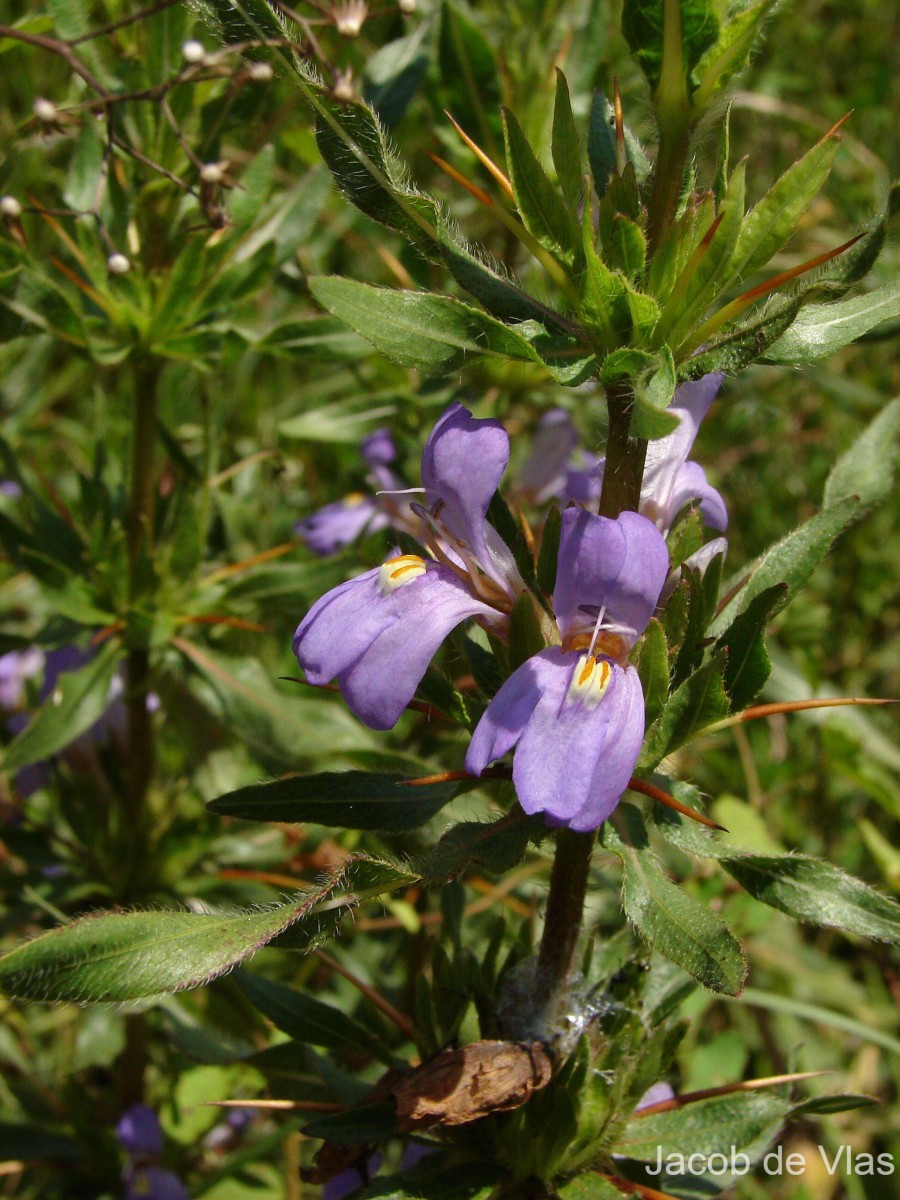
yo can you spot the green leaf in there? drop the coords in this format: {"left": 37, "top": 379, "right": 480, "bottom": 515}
{"left": 602, "top": 805, "right": 746, "bottom": 995}
{"left": 616, "top": 1090, "right": 788, "bottom": 1162}
{"left": 639, "top": 650, "right": 730, "bottom": 768}
{"left": 552, "top": 70, "right": 583, "bottom": 210}
{"left": 715, "top": 583, "right": 786, "bottom": 710}
{"left": 558, "top": 1177, "right": 623, "bottom": 1200}
{"left": 308, "top": 277, "right": 536, "bottom": 374}
{"left": 710, "top": 497, "right": 860, "bottom": 636}
{"left": 678, "top": 295, "right": 802, "bottom": 378}
{"left": 414, "top": 812, "right": 539, "bottom": 880}
{"left": 1, "top": 642, "right": 120, "bottom": 773}
{"left": 537, "top": 504, "right": 562, "bottom": 595}
{"left": 790, "top": 1093, "right": 877, "bottom": 1117}
{"left": 631, "top": 350, "right": 680, "bottom": 439}
{"left": 622, "top": 0, "right": 720, "bottom": 98}
{"left": 635, "top": 618, "right": 669, "bottom": 727}
{"left": 508, "top": 593, "right": 546, "bottom": 672}
{"left": 655, "top": 806, "right": 900, "bottom": 945}
{"left": 728, "top": 131, "right": 841, "bottom": 280}
{"left": 718, "top": 855, "right": 900, "bottom": 944}
{"left": 314, "top": 96, "right": 438, "bottom": 256}
{"left": 303, "top": 1100, "right": 397, "bottom": 1145}
{"left": 235, "top": 971, "right": 393, "bottom": 1064}
{"left": 824, "top": 395, "right": 900, "bottom": 511}
{"left": 437, "top": 221, "right": 557, "bottom": 325}
{"left": 437, "top": 1, "right": 503, "bottom": 161}
{"left": 693, "top": 1, "right": 780, "bottom": 108}
{"left": 763, "top": 283, "right": 900, "bottom": 364}
{"left": 587, "top": 91, "right": 617, "bottom": 198}
{"left": 0, "top": 887, "right": 329, "bottom": 1003}
{"left": 502, "top": 108, "right": 581, "bottom": 264}
{"left": 0, "top": 858, "right": 418, "bottom": 1001}
{"left": 207, "top": 771, "right": 459, "bottom": 831}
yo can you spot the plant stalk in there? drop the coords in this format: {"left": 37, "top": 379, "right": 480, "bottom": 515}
{"left": 535, "top": 381, "right": 647, "bottom": 1030}
{"left": 123, "top": 358, "right": 159, "bottom": 905}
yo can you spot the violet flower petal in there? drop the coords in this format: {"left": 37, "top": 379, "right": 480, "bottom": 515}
{"left": 553, "top": 509, "right": 668, "bottom": 646}
{"left": 467, "top": 648, "right": 645, "bottom": 831}
{"left": 361, "top": 428, "right": 397, "bottom": 467}
{"left": 669, "top": 461, "right": 728, "bottom": 531}
{"left": 295, "top": 495, "right": 387, "bottom": 556}
{"left": 294, "top": 562, "right": 500, "bottom": 730}
{"left": 420, "top": 403, "right": 515, "bottom": 585}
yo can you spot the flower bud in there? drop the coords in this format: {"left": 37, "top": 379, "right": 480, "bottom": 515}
{"left": 33, "top": 98, "right": 58, "bottom": 123}
{"left": 181, "top": 40, "right": 206, "bottom": 64}
{"left": 399, "top": 0, "right": 417, "bottom": 12}
{"left": 107, "top": 253, "right": 131, "bottom": 275}
{"left": 0, "top": 196, "right": 22, "bottom": 218}
{"left": 200, "top": 162, "right": 226, "bottom": 184}
{"left": 334, "top": 2, "right": 368, "bottom": 37}
{"left": 248, "top": 61, "right": 273, "bottom": 82}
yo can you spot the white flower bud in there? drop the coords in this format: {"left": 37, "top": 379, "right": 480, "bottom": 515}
{"left": 248, "top": 61, "right": 273, "bottom": 81}
{"left": 0, "top": 196, "right": 22, "bottom": 218}
{"left": 331, "top": 71, "right": 357, "bottom": 104}
{"left": 200, "top": 162, "right": 225, "bottom": 184}
{"left": 334, "top": 2, "right": 368, "bottom": 37}
{"left": 181, "top": 40, "right": 206, "bottom": 64}
{"left": 33, "top": 98, "right": 58, "bottom": 123}
{"left": 107, "top": 253, "right": 131, "bottom": 275}
{"left": 399, "top": 0, "right": 417, "bottom": 12}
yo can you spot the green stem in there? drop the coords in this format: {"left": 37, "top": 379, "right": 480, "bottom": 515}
{"left": 535, "top": 381, "right": 647, "bottom": 1032}
{"left": 124, "top": 359, "right": 159, "bottom": 884}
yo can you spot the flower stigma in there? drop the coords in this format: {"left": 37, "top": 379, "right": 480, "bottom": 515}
{"left": 377, "top": 554, "right": 427, "bottom": 596}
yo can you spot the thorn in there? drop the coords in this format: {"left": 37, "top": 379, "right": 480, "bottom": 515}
{"left": 634, "top": 1071, "right": 832, "bottom": 1117}
{"left": 628, "top": 777, "right": 726, "bottom": 831}
{"left": 820, "top": 110, "right": 853, "bottom": 142}
{"left": 613, "top": 77, "right": 626, "bottom": 175}
{"left": 427, "top": 152, "right": 494, "bottom": 207}
{"left": 444, "top": 110, "right": 514, "bottom": 199}
{"left": 206, "top": 1099, "right": 346, "bottom": 1112}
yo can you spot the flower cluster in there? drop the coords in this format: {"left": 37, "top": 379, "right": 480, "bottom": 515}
{"left": 293, "top": 383, "right": 726, "bottom": 831}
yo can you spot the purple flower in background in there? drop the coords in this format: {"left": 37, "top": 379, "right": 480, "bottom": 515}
{"left": 634, "top": 1081, "right": 675, "bottom": 1111}
{"left": 596, "top": 374, "right": 727, "bottom": 536}
{"left": 118, "top": 1105, "right": 188, "bottom": 1200}
{"left": 516, "top": 410, "right": 600, "bottom": 506}
{"left": 295, "top": 429, "right": 403, "bottom": 555}
{"left": 0, "top": 480, "right": 22, "bottom": 498}
{"left": 124, "top": 1166, "right": 189, "bottom": 1200}
{"left": 117, "top": 1105, "right": 164, "bottom": 1158}
{"left": 0, "top": 648, "right": 44, "bottom": 711}
{"left": 466, "top": 508, "right": 669, "bottom": 831}
{"left": 294, "top": 404, "right": 524, "bottom": 731}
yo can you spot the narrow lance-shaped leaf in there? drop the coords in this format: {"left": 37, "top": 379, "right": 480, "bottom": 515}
{"left": 551, "top": 69, "right": 583, "bottom": 211}
{"left": 762, "top": 282, "right": 900, "bottom": 364}
{"left": 639, "top": 649, "right": 730, "bottom": 768}
{"left": 208, "top": 771, "right": 460, "bottom": 831}
{"left": 0, "top": 858, "right": 417, "bottom": 1002}
{"left": 308, "top": 277, "right": 538, "bottom": 374}
{"left": 502, "top": 108, "right": 582, "bottom": 265}
{"left": 710, "top": 496, "right": 860, "bottom": 636}
{"left": 727, "top": 127, "right": 842, "bottom": 281}
{"left": 602, "top": 804, "right": 747, "bottom": 995}
{"left": 823, "top": 394, "right": 900, "bottom": 512}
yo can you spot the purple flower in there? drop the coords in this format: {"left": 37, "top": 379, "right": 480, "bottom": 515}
{"left": 466, "top": 508, "right": 669, "bottom": 831}
{"left": 360, "top": 428, "right": 397, "bottom": 467}
{"left": 0, "top": 480, "right": 22, "bottom": 498}
{"left": 117, "top": 1105, "right": 164, "bottom": 1158}
{"left": 596, "top": 374, "right": 727, "bottom": 536}
{"left": 634, "top": 1081, "right": 675, "bottom": 1111}
{"left": 516, "top": 410, "right": 600, "bottom": 506}
{"left": 0, "top": 648, "right": 44, "bottom": 711}
{"left": 295, "top": 493, "right": 389, "bottom": 556}
{"left": 295, "top": 429, "right": 402, "bottom": 556}
{"left": 124, "top": 1166, "right": 189, "bottom": 1200}
{"left": 293, "top": 404, "right": 524, "bottom": 730}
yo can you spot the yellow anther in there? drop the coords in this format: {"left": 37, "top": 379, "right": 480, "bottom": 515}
{"left": 566, "top": 654, "right": 612, "bottom": 711}
{"left": 377, "top": 554, "right": 427, "bottom": 596}
{"left": 344, "top": 492, "right": 368, "bottom": 507}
